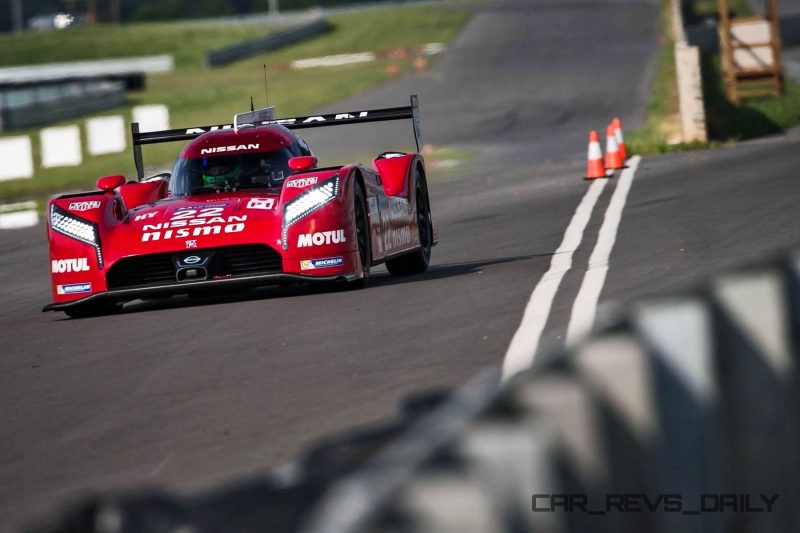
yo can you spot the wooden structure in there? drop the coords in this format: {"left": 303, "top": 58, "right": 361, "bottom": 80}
{"left": 718, "top": 0, "right": 784, "bottom": 102}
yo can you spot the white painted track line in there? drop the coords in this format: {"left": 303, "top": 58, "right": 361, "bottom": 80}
{"left": 565, "top": 155, "right": 641, "bottom": 346}
{"left": 501, "top": 178, "right": 608, "bottom": 381}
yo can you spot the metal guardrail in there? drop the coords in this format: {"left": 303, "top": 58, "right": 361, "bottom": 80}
{"left": 28, "top": 252, "right": 800, "bottom": 532}
{"left": 0, "top": 83, "right": 126, "bottom": 132}
{"left": 0, "top": 56, "right": 173, "bottom": 85}
{"left": 205, "top": 18, "right": 333, "bottom": 68}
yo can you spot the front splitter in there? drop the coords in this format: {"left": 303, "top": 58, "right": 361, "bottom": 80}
{"left": 43, "top": 271, "right": 362, "bottom": 312}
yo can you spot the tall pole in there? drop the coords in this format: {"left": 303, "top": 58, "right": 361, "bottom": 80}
{"left": 86, "top": 0, "right": 97, "bottom": 25}
{"left": 269, "top": 0, "right": 279, "bottom": 16}
{"left": 109, "top": 0, "right": 121, "bottom": 24}
{"left": 11, "top": 0, "right": 23, "bottom": 33}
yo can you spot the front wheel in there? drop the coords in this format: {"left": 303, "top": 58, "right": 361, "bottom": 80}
{"left": 386, "top": 170, "right": 432, "bottom": 276}
{"left": 350, "top": 182, "right": 371, "bottom": 287}
{"left": 309, "top": 182, "right": 370, "bottom": 292}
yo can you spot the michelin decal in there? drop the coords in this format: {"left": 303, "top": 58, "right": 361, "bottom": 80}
{"left": 300, "top": 256, "right": 344, "bottom": 270}
{"left": 57, "top": 282, "right": 91, "bottom": 295}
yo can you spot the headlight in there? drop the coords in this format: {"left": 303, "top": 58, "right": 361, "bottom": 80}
{"left": 282, "top": 174, "right": 340, "bottom": 250}
{"left": 49, "top": 204, "right": 103, "bottom": 268}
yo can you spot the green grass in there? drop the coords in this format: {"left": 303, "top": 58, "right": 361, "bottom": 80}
{"left": 702, "top": 54, "right": 800, "bottom": 140}
{"left": 625, "top": 0, "right": 686, "bottom": 155}
{"left": 0, "top": 4, "right": 470, "bottom": 200}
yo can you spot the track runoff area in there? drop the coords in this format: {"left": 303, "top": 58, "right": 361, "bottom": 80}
{"left": 503, "top": 121, "right": 638, "bottom": 380}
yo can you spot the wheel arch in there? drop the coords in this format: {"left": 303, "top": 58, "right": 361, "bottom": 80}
{"left": 349, "top": 167, "right": 372, "bottom": 273}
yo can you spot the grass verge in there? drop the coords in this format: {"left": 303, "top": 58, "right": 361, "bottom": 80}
{"left": 0, "top": 4, "right": 470, "bottom": 200}
{"left": 625, "top": 0, "right": 686, "bottom": 155}
{"left": 626, "top": 0, "right": 800, "bottom": 155}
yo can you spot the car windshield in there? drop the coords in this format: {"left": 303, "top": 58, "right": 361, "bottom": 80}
{"left": 169, "top": 148, "right": 294, "bottom": 196}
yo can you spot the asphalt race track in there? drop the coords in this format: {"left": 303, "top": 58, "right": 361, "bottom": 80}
{"left": 1, "top": 0, "right": 799, "bottom": 529}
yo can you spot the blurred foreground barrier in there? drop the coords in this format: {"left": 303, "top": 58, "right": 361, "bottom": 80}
{"left": 30, "top": 252, "right": 800, "bottom": 533}
{"left": 206, "top": 19, "right": 333, "bottom": 68}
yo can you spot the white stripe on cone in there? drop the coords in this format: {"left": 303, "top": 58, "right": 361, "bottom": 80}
{"left": 614, "top": 126, "right": 624, "bottom": 145}
{"left": 588, "top": 141, "right": 603, "bottom": 160}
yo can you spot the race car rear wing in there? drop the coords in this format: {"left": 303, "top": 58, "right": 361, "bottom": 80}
{"left": 130, "top": 95, "right": 422, "bottom": 180}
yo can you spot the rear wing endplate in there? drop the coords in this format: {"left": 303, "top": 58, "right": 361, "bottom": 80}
{"left": 130, "top": 95, "right": 422, "bottom": 180}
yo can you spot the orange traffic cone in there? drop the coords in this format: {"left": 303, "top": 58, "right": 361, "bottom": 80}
{"left": 612, "top": 117, "right": 628, "bottom": 161}
{"left": 604, "top": 124, "right": 624, "bottom": 171}
{"left": 586, "top": 130, "right": 606, "bottom": 180}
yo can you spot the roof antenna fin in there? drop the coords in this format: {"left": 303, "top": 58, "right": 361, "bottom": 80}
{"left": 250, "top": 96, "right": 255, "bottom": 112}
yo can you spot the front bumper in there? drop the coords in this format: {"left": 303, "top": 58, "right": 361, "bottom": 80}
{"left": 43, "top": 271, "right": 361, "bottom": 312}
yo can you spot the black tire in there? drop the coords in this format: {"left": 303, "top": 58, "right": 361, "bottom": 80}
{"left": 386, "top": 169, "right": 432, "bottom": 276}
{"left": 351, "top": 182, "right": 371, "bottom": 287}
{"left": 64, "top": 300, "right": 122, "bottom": 319}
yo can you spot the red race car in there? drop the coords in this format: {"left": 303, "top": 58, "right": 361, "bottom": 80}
{"left": 44, "top": 96, "right": 437, "bottom": 317}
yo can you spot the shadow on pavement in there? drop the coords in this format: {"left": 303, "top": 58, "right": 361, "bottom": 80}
{"left": 116, "top": 253, "right": 552, "bottom": 315}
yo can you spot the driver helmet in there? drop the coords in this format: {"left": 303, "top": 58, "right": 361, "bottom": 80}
{"left": 202, "top": 156, "right": 242, "bottom": 188}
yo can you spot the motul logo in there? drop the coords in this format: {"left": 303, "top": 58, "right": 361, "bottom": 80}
{"left": 52, "top": 258, "right": 90, "bottom": 273}
{"left": 297, "top": 229, "right": 346, "bottom": 247}
{"left": 200, "top": 144, "right": 259, "bottom": 154}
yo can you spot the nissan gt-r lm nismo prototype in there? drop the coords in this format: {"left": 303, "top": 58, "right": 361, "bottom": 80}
{"left": 44, "top": 96, "right": 437, "bottom": 317}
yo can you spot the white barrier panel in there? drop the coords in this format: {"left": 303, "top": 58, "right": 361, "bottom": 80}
{"left": 41, "top": 125, "right": 82, "bottom": 168}
{"left": 0, "top": 201, "right": 38, "bottom": 229}
{"left": 675, "top": 42, "right": 708, "bottom": 143}
{"left": 0, "top": 136, "right": 34, "bottom": 181}
{"left": 87, "top": 115, "right": 126, "bottom": 155}
{"left": 0, "top": 55, "right": 174, "bottom": 84}
{"left": 292, "top": 52, "right": 376, "bottom": 69}
{"left": 133, "top": 104, "right": 169, "bottom": 133}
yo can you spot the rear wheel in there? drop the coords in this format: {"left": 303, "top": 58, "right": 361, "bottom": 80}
{"left": 64, "top": 300, "right": 122, "bottom": 319}
{"left": 386, "top": 169, "right": 432, "bottom": 276}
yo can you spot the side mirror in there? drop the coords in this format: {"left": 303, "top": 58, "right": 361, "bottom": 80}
{"left": 97, "top": 174, "right": 125, "bottom": 192}
{"left": 288, "top": 156, "right": 318, "bottom": 172}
